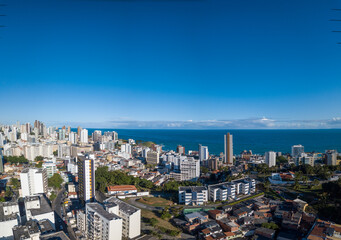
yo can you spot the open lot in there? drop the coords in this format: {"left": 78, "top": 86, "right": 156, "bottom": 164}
{"left": 138, "top": 196, "right": 174, "bottom": 207}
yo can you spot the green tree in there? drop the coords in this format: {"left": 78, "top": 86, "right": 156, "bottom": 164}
{"left": 0, "top": 197, "right": 5, "bottom": 202}
{"left": 201, "top": 167, "right": 209, "bottom": 174}
{"left": 262, "top": 222, "right": 279, "bottom": 230}
{"left": 48, "top": 173, "right": 63, "bottom": 189}
{"left": 50, "top": 191, "right": 57, "bottom": 201}
{"left": 9, "top": 178, "right": 20, "bottom": 190}
{"left": 293, "top": 180, "right": 300, "bottom": 191}
{"left": 53, "top": 150, "right": 58, "bottom": 156}
{"left": 276, "top": 156, "right": 288, "bottom": 165}
{"left": 34, "top": 156, "right": 44, "bottom": 162}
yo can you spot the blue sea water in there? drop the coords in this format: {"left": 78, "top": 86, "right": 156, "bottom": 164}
{"left": 85, "top": 129, "right": 341, "bottom": 155}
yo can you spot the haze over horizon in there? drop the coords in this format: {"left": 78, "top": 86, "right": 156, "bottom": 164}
{"left": 1, "top": 0, "right": 341, "bottom": 129}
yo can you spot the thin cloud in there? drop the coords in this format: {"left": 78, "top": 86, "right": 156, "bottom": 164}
{"left": 41, "top": 117, "right": 341, "bottom": 129}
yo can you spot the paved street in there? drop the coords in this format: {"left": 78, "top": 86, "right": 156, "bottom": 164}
{"left": 52, "top": 185, "right": 76, "bottom": 240}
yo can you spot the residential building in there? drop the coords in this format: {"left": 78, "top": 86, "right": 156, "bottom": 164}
{"left": 20, "top": 168, "right": 48, "bottom": 197}
{"left": 80, "top": 129, "right": 88, "bottom": 144}
{"left": 146, "top": 151, "right": 159, "bottom": 165}
{"left": 224, "top": 133, "right": 233, "bottom": 166}
{"left": 265, "top": 151, "right": 276, "bottom": 167}
{"left": 179, "top": 157, "right": 200, "bottom": 181}
{"left": 199, "top": 144, "right": 209, "bottom": 162}
{"left": 92, "top": 130, "right": 102, "bottom": 142}
{"left": 292, "top": 145, "right": 304, "bottom": 158}
{"left": 326, "top": 150, "right": 338, "bottom": 166}
{"left": 0, "top": 202, "right": 20, "bottom": 239}
{"left": 208, "top": 178, "right": 256, "bottom": 202}
{"left": 104, "top": 197, "right": 141, "bottom": 239}
{"left": 86, "top": 202, "right": 122, "bottom": 240}
{"left": 178, "top": 186, "right": 208, "bottom": 205}
{"left": 177, "top": 145, "right": 185, "bottom": 155}
{"left": 24, "top": 195, "right": 55, "bottom": 229}
{"left": 78, "top": 155, "right": 95, "bottom": 204}
{"left": 42, "top": 162, "right": 57, "bottom": 178}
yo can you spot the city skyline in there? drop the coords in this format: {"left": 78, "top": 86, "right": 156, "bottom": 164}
{"left": 1, "top": 0, "right": 341, "bottom": 128}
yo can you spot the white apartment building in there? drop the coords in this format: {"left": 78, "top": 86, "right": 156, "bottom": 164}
{"left": 0, "top": 202, "right": 20, "bottom": 239}
{"left": 178, "top": 186, "right": 208, "bottom": 205}
{"left": 42, "top": 162, "right": 57, "bottom": 178}
{"left": 24, "top": 144, "right": 54, "bottom": 161}
{"left": 69, "top": 132, "right": 77, "bottom": 144}
{"left": 20, "top": 168, "right": 48, "bottom": 197}
{"left": 24, "top": 195, "right": 55, "bottom": 229}
{"left": 58, "top": 144, "right": 71, "bottom": 158}
{"left": 104, "top": 197, "right": 141, "bottom": 239}
{"left": 179, "top": 157, "right": 200, "bottom": 181}
{"left": 265, "top": 151, "right": 276, "bottom": 167}
{"left": 121, "top": 144, "right": 132, "bottom": 154}
{"left": 86, "top": 203, "right": 122, "bottom": 240}
{"left": 208, "top": 178, "right": 256, "bottom": 202}
{"left": 80, "top": 129, "right": 88, "bottom": 144}
{"left": 92, "top": 130, "right": 102, "bottom": 142}
{"left": 292, "top": 144, "right": 304, "bottom": 158}
{"left": 199, "top": 144, "right": 209, "bottom": 162}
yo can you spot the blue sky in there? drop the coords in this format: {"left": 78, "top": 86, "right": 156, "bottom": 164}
{"left": 0, "top": 0, "right": 341, "bottom": 128}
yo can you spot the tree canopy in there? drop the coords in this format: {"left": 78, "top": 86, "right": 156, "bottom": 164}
{"left": 48, "top": 173, "right": 63, "bottom": 189}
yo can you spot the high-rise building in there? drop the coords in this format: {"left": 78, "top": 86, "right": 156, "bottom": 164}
{"left": 80, "top": 129, "right": 88, "bottom": 144}
{"left": 326, "top": 150, "right": 338, "bottom": 166}
{"left": 180, "top": 157, "right": 200, "bottom": 181}
{"left": 93, "top": 130, "right": 102, "bottom": 142}
{"left": 86, "top": 202, "right": 122, "bottom": 240}
{"left": 0, "top": 150, "right": 3, "bottom": 173}
{"left": 291, "top": 145, "right": 304, "bottom": 158}
{"left": 146, "top": 151, "right": 159, "bottom": 165}
{"left": 224, "top": 133, "right": 233, "bottom": 166}
{"left": 265, "top": 151, "right": 276, "bottom": 167}
{"left": 77, "top": 126, "right": 82, "bottom": 138}
{"left": 78, "top": 155, "right": 95, "bottom": 204}
{"left": 104, "top": 197, "right": 141, "bottom": 239}
{"left": 58, "top": 128, "right": 66, "bottom": 141}
{"left": 20, "top": 168, "right": 48, "bottom": 197}
{"left": 176, "top": 145, "right": 185, "bottom": 155}
{"left": 69, "top": 132, "right": 77, "bottom": 144}
{"left": 199, "top": 144, "right": 209, "bottom": 162}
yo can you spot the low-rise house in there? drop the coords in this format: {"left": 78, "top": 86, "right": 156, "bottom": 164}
{"left": 107, "top": 185, "right": 137, "bottom": 195}
{"left": 217, "top": 219, "right": 240, "bottom": 233}
{"left": 307, "top": 219, "right": 341, "bottom": 240}
{"left": 185, "top": 211, "right": 209, "bottom": 224}
{"left": 208, "top": 210, "right": 226, "bottom": 220}
{"left": 255, "top": 227, "right": 276, "bottom": 239}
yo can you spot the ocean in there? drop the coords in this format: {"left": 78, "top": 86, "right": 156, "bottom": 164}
{"left": 84, "top": 129, "right": 341, "bottom": 155}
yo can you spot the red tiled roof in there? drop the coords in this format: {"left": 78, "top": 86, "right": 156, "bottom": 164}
{"left": 107, "top": 185, "right": 137, "bottom": 191}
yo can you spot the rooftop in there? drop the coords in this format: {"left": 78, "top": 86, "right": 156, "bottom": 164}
{"left": 40, "top": 231, "right": 70, "bottom": 240}
{"left": 0, "top": 201, "right": 19, "bottom": 222}
{"left": 104, "top": 197, "right": 140, "bottom": 215}
{"left": 25, "top": 195, "right": 53, "bottom": 216}
{"left": 87, "top": 202, "right": 120, "bottom": 221}
{"left": 107, "top": 185, "right": 137, "bottom": 191}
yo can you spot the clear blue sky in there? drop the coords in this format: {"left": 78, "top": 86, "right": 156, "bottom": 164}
{"left": 1, "top": 0, "right": 341, "bottom": 128}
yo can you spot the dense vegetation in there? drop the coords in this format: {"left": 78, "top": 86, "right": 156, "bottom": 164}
{"left": 48, "top": 173, "right": 63, "bottom": 189}
{"left": 95, "top": 166, "right": 202, "bottom": 195}
{"left": 313, "top": 178, "right": 341, "bottom": 223}
{"left": 95, "top": 167, "right": 154, "bottom": 192}
{"left": 4, "top": 156, "right": 29, "bottom": 164}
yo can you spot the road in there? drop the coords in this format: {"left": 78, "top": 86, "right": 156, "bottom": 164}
{"left": 52, "top": 185, "right": 76, "bottom": 240}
